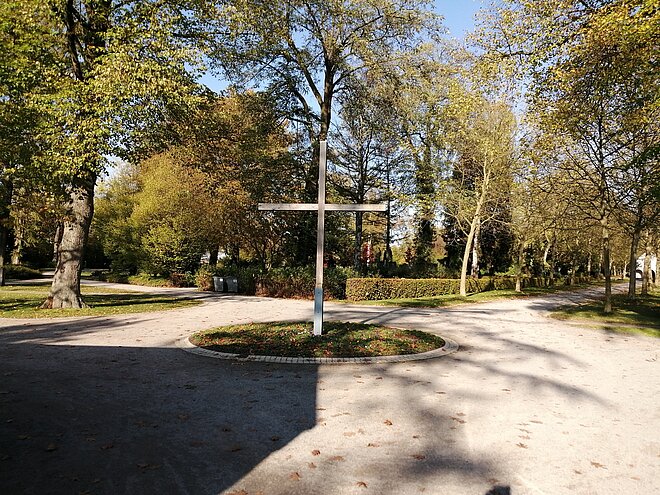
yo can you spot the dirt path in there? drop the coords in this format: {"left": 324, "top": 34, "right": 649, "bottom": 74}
{"left": 0, "top": 283, "right": 658, "bottom": 495}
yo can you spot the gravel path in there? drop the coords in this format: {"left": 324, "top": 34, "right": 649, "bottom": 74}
{"left": 0, "top": 282, "right": 658, "bottom": 495}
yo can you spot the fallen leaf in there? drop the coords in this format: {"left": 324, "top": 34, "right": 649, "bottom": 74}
{"left": 450, "top": 417, "right": 465, "bottom": 424}
{"left": 590, "top": 461, "right": 607, "bottom": 469}
{"left": 411, "top": 454, "right": 426, "bottom": 460}
{"left": 100, "top": 444, "right": 114, "bottom": 450}
{"left": 177, "top": 414, "right": 190, "bottom": 421}
{"left": 229, "top": 445, "right": 242, "bottom": 452}
{"left": 367, "top": 443, "right": 379, "bottom": 447}
{"left": 45, "top": 443, "right": 57, "bottom": 452}
{"left": 383, "top": 419, "right": 393, "bottom": 426}
{"left": 226, "top": 490, "right": 249, "bottom": 495}
{"left": 289, "top": 472, "right": 301, "bottom": 481}
{"left": 308, "top": 462, "right": 317, "bottom": 469}
{"left": 516, "top": 443, "right": 528, "bottom": 449}
{"left": 311, "top": 449, "right": 321, "bottom": 456}
{"left": 356, "top": 481, "right": 368, "bottom": 488}
{"left": 329, "top": 455, "right": 345, "bottom": 462}
{"left": 271, "top": 436, "right": 281, "bottom": 442}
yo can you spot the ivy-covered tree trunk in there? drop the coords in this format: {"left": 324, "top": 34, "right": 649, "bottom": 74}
{"left": 41, "top": 175, "right": 95, "bottom": 309}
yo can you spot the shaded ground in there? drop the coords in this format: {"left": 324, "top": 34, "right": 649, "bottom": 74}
{"left": 0, "top": 282, "right": 658, "bottom": 494}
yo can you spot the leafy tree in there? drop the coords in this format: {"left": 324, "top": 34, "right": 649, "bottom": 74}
{"left": 1, "top": 0, "right": 207, "bottom": 308}
{"left": 442, "top": 98, "right": 516, "bottom": 296}
{"left": 480, "top": 0, "right": 660, "bottom": 312}
{"left": 209, "top": 0, "right": 441, "bottom": 263}
{"left": 91, "top": 163, "right": 141, "bottom": 274}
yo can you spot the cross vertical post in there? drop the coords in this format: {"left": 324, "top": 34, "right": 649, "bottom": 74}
{"left": 258, "top": 140, "right": 386, "bottom": 336}
{"left": 313, "top": 141, "right": 327, "bottom": 336}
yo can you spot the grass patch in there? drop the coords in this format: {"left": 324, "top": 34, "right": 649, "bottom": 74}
{"left": 0, "top": 284, "right": 200, "bottom": 318}
{"left": 190, "top": 321, "right": 445, "bottom": 358}
{"left": 349, "top": 284, "right": 595, "bottom": 308}
{"left": 550, "top": 291, "right": 660, "bottom": 337}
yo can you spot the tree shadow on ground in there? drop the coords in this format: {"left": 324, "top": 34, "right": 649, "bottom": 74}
{"left": 0, "top": 305, "right": 609, "bottom": 494}
{"left": 0, "top": 333, "right": 317, "bottom": 494}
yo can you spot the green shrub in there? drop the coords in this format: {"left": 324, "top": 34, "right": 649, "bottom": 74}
{"left": 346, "top": 275, "right": 596, "bottom": 301}
{"left": 104, "top": 272, "right": 129, "bottom": 283}
{"left": 195, "top": 265, "right": 215, "bottom": 291}
{"left": 255, "top": 266, "right": 358, "bottom": 300}
{"left": 126, "top": 273, "right": 174, "bottom": 287}
{"left": 3, "top": 264, "right": 42, "bottom": 280}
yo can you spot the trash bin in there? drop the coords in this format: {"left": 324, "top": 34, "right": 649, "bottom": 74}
{"left": 213, "top": 276, "right": 225, "bottom": 292}
{"left": 226, "top": 276, "right": 238, "bottom": 293}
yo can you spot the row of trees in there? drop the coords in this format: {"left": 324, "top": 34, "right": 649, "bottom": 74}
{"left": 1, "top": 0, "right": 658, "bottom": 311}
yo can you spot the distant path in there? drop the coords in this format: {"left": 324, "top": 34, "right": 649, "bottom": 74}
{"left": 1, "top": 281, "right": 657, "bottom": 495}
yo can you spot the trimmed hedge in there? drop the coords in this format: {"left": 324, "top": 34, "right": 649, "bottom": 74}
{"left": 3, "top": 264, "right": 42, "bottom": 280}
{"left": 346, "top": 276, "right": 594, "bottom": 301}
{"left": 256, "top": 267, "right": 357, "bottom": 300}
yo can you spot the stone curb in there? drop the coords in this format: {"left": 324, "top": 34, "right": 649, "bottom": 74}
{"left": 176, "top": 336, "right": 459, "bottom": 365}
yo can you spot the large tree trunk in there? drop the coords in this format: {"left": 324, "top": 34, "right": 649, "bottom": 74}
{"left": 601, "top": 217, "right": 612, "bottom": 313}
{"left": 209, "top": 247, "right": 219, "bottom": 266}
{"left": 11, "top": 217, "right": 24, "bottom": 265}
{"left": 41, "top": 176, "right": 95, "bottom": 309}
{"left": 641, "top": 242, "right": 652, "bottom": 295}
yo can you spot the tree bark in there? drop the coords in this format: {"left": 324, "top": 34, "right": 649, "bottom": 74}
{"left": 459, "top": 214, "right": 480, "bottom": 297}
{"left": 601, "top": 217, "right": 612, "bottom": 313}
{"left": 209, "top": 247, "right": 219, "bottom": 266}
{"left": 41, "top": 176, "right": 95, "bottom": 309}
{"left": 641, "top": 242, "right": 651, "bottom": 295}
{"left": 470, "top": 217, "right": 480, "bottom": 279}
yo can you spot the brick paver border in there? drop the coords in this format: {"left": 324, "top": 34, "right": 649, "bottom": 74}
{"left": 177, "top": 335, "right": 459, "bottom": 364}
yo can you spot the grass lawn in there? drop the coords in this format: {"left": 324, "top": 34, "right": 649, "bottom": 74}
{"left": 190, "top": 321, "right": 445, "bottom": 358}
{"left": 550, "top": 291, "right": 660, "bottom": 338}
{"left": 0, "top": 283, "right": 200, "bottom": 318}
{"left": 348, "top": 283, "right": 596, "bottom": 308}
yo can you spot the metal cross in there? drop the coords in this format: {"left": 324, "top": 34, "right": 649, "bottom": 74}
{"left": 259, "top": 140, "right": 387, "bottom": 336}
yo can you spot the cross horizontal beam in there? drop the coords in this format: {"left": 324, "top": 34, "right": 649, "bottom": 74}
{"left": 259, "top": 203, "right": 387, "bottom": 212}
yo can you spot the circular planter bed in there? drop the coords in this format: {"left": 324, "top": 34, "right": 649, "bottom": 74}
{"left": 189, "top": 321, "right": 445, "bottom": 359}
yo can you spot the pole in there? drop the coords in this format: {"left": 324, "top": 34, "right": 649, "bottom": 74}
{"left": 313, "top": 141, "right": 327, "bottom": 336}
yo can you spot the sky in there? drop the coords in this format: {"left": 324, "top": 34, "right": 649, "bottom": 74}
{"left": 198, "top": 0, "right": 485, "bottom": 92}
{"left": 437, "top": 0, "right": 484, "bottom": 38}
